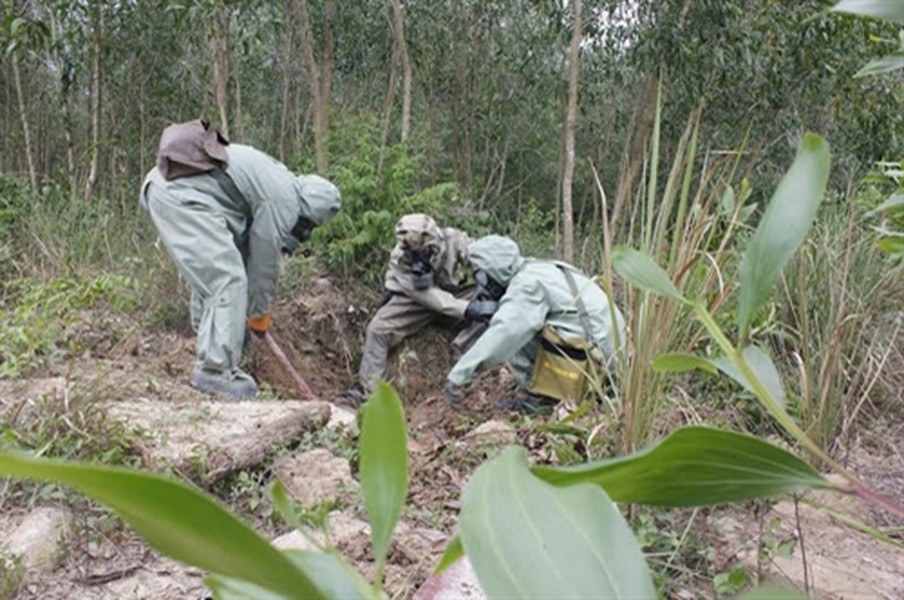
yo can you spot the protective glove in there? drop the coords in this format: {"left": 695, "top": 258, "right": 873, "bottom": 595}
{"left": 465, "top": 299, "right": 499, "bottom": 322}
{"left": 443, "top": 381, "right": 464, "bottom": 411}
{"left": 247, "top": 311, "right": 272, "bottom": 338}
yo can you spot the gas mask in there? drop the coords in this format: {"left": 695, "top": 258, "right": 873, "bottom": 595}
{"left": 407, "top": 246, "right": 436, "bottom": 290}
{"left": 282, "top": 216, "right": 317, "bottom": 256}
{"left": 474, "top": 269, "right": 506, "bottom": 301}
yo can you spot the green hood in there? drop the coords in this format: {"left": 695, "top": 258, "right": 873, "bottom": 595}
{"left": 297, "top": 175, "right": 341, "bottom": 226}
{"left": 468, "top": 235, "right": 524, "bottom": 286}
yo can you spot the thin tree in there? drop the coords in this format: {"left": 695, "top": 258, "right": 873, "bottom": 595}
{"left": 294, "top": 0, "right": 331, "bottom": 172}
{"left": 10, "top": 53, "right": 37, "bottom": 193}
{"left": 560, "top": 0, "right": 582, "bottom": 263}
{"left": 210, "top": 4, "right": 231, "bottom": 138}
{"left": 83, "top": 3, "right": 103, "bottom": 203}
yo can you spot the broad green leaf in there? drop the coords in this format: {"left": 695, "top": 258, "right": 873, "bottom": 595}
{"left": 739, "top": 585, "right": 809, "bottom": 600}
{"left": 877, "top": 236, "right": 904, "bottom": 255}
{"left": 855, "top": 52, "right": 904, "bottom": 77}
{"left": 285, "top": 550, "right": 373, "bottom": 600}
{"left": 612, "top": 246, "right": 687, "bottom": 303}
{"left": 207, "top": 576, "right": 288, "bottom": 600}
{"left": 435, "top": 535, "right": 464, "bottom": 574}
{"left": 532, "top": 426, "right": 829, "bottom": 506}
{"left": 867, "top": 194, "right": 904, "bottom": 216}
{"left": 0, "top": 451, "right": 326, "bottom": 599}
{"left": 359, "top": 381, "right": 408, "bottom": 581}
{"left": 208, "top": 553, "right": 372, "bottom": 600}
{"left": 711, "top": 346, "right": 786, "bottom": 408}
{"left": 459, "top": 447, "right": 655, "bottom": 599}
{"left": 652, "top": 353, "right": 717, "bottom": 374}
{"left": 738, "top": 133, "right": 830, "bottom": 337}
{"left": 831, "top": 0, "right": 904, "bottom": 24}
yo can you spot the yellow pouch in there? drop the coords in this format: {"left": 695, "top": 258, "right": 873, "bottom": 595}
{"left": 529, "top": 326, "right": 592, "bottom": 403}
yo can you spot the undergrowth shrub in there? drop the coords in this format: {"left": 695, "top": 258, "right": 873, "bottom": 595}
{"left": 0, "top": 274, "right": 138, "bottom": 377}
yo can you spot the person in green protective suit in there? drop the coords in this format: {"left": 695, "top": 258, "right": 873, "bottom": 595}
{"left": 443, "top": 235, "right": 625, "bottom": 411}
{"left": 341, "top": 214, "right": 497, "bottom": 404}
{"left": 139, "top": 119, "right": 341, "bottom": 400}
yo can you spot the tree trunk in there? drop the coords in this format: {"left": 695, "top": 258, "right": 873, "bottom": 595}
{"left": 295, "top": 0, "right": 328, "bottom": 172}
{"left": 392, "top": 0, "right": 412, "bottom": 143}
{"left": 210, "top": 5, "right": 231, "bottom": 138}
{"left": 278, "top": 25, "right": 296, "bottom": 161}
{"left": 560, "top": 0, "right": 582, "bottom": 263}
{"left": 612, "top": 73, "right": 658, "bottom": 232}
{"left": 83, "top": 5, "right": 104, "bottom": 204}
{"left": 380, "top": 2, "right": 401, "bottom": 150}
{"left": 11, "top": 54, "right": 38, "bottom": 193}
{"left": 322, "top": 0, "right": 335, "bottom": 139}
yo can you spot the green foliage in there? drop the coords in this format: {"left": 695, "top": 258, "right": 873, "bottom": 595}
{"left": 532, "top": 427, "right": 829, "bottom": 506}
{"left": 0, "top": 273, "right": 138, "bottom": 377}
{"left": 459, "top": 446, "right": 657, "bottom": 599}
{"left": 0, "top": 552, "right": 24, "bottom": 600}
{"left": 737, "top": 133, "right": 831, "bottom": 341}
{"left": 313, "top": 124, "right": 489, "bottom": 283}
{"left": 864, "top": 161, "right": 904, "bottom": 268}
{"left": 358, "top": 382, "right": 408, "bottom": 589}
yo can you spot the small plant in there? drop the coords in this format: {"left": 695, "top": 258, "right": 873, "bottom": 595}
{"left": 0, "top": 273, "right": 138, "bottom": 377}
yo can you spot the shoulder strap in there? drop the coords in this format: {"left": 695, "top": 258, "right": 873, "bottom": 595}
{"left": 556, "top": 264, "right": 595, "bottom": 342}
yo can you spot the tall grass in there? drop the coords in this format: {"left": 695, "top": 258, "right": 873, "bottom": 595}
{"left": 596, "top": 98, "right": 756, "bottom": 453}
{"left": 780, "top": 203, "right": 904, "bottom": 452}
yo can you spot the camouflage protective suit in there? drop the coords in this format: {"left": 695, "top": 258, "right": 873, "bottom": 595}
{"left": 358, "top": 214, "right": 480, "bottom": 392}
{"left": 447, "top": 235, "right": 625, "bottom": 391}
{"left": 139, "top": 125, "right": 340, "bottom": 399}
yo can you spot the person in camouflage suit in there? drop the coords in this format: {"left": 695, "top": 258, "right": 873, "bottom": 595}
{"left": 345, "top": 214, "right": 497, "bottom": 403}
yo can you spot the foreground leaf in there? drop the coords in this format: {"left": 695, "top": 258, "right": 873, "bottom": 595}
{"left": 459, "top": 446, "right": 655, "bottom": 599}
{"left": 737, "top": 133, "right": 830, "bottom": 338}
{"left": 739, "top": 584, "right": 808, "bottom": 600}
{"left": 855, "top": 52, "right": 904, "bottom": 78}
{"left": 712, "top": 346, "right": 787, "bottom": 408}
{"left": 434, "top": 535, "right": 464, "bottom": 574}
{"left": 0, "top": 451, "right": 326, "bottom": 599}
{"left": 612, "top": 246, "right": 687, "bottom": 303}
{"left": 532, "top": 427, "right": 829, "bottom": 506}
{"left": 359, "top": 381, "right": 409, "bottom": 581}
{"left": 652, "top": 353, "right": 717, "bottom": 374}
{"left": 866, "top": 194, "right": 904, "bottom": 216}
{"left": 831, "top": 0, "right": 904, "bottom": 24}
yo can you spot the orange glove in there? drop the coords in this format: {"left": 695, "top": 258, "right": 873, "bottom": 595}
{"left": 247, "top": 311, "right": 272, "bottom": 337}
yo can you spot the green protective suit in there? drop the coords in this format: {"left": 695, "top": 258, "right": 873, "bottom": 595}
{"left": 358, "top": 214, "right": 481, "bottom": 392}
{"left": 446, "top": 235, "right": 625, "bottom": 389}
{"left": 139, "top": 144, "right": 340, "bottom": 388}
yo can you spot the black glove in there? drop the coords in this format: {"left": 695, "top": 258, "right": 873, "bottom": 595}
{"left": 465, "top": 299, "right": 499, "bottom": 322}
{"left": 443, "top": 381, "right": 464, "bottom": 410}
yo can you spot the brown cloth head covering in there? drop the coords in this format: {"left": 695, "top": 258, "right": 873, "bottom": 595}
{"left": 156, "top": 118, "right": 230, "bottom": 180}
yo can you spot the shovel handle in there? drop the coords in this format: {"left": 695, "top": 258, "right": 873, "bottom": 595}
{"left": 264, "top": 331, "right": 317, "bottom": 400}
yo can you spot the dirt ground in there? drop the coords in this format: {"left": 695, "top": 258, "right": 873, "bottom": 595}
{"left": 2, "top": 276, "right": 904, "bottom": 599}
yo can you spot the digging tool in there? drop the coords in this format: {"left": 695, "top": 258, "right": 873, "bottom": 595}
{"left": 263, "top": 331, "right": 317, "bottom": 400}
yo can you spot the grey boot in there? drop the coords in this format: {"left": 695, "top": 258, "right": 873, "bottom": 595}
{"left": 190, "top": 368, "right": 258, "bottom": 401}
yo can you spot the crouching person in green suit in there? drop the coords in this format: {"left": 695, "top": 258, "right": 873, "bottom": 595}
{"left": 444, "top": 235, "right": 625, "bottom": 412}
{"left": 139, "top": 118, "right": 341, "bottom": 400}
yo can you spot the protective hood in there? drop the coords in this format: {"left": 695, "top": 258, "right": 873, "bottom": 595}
{"left": 468, "top": 235, "right": 524, "bottom": 286}
{"left": 394, "top": 213, "right": 444, "bottom": 254}
{"left": 297, "top": 175, "right": 341, "bottom": 226}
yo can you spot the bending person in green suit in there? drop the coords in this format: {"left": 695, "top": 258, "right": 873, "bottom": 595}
{"left": 139, "top": 119, "right": 341, "bottom": 400}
